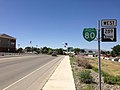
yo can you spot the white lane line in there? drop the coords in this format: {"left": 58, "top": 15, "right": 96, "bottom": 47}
{"left": 0, "top": 55, "right": 46, "bottom": 63}
{"left": 2, "top": 56, "right": 62, "bottom": 90}
{"left": 0, "top": 55, "right": 37, "bottom": 61}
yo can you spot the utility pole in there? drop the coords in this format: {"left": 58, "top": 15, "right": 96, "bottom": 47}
{"left": 62, "top": 42, "right": 65, "bottom": 55}
{"left": 30, "top": 41, "right": 32, "bottom": 53}
{"left": 18, "top": 44, "right": 20, "bottom": 54}
{"left": 98, "top": 20, "right": 101, "bottom": 90}
{"left": 65, "top": 43, "right": 68, "bottom": 55}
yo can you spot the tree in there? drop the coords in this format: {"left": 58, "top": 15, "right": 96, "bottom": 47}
{"left": 36, "top": 48, "right": 41, "bottom": 54}
{"left": 41, "top": 47, "right": 48, "bottom": 54}
{"left": 106, "top": 51, "right": 110, "bottom": 54}
{"left": 101, "top": 50, "right": 106, "bottom": 54}
{"left": 33, "top": 47, "right": 37, "bottom": 52}
{"left": 88, "top": 50, "right": 93, "bottom": 54}
{"left": 111, "top": 51, "right": 116, "bottom": 57}
{"left": 80, "top": 49, "right": 86, "bottom": 53}
{"left": 74, "top": 48, "right": 80, "bottom": 54}
{"left": 101, "top": 50, "right": 110, "bottom": 55}
{"left": 48, "top": 48, "right": 53, "bottom": 54}
{"left": 111, "top": 45, "right": 120, "bottom": 56}
{"left": 25, "top": 47, "right": 31, "bottom": 52}
{"left": 55, "top": 48, "right": 63, "bottom": 55}
{"left": 32, "top": 47, "right": 41, "bottom": 54}
{"left": 17, "top": 48, "right": 23, "bottom": 53}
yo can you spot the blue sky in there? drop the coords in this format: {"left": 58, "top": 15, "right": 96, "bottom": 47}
{"left": 0, "top": 0, "right": 120, "bottom": 50}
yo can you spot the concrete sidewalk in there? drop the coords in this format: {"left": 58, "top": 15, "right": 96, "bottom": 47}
{"left": 42, "top": 56, "right": 76, "bottom": 90}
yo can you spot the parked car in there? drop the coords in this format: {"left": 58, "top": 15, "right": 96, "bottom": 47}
{"left": 112, "top": 58, "right": 120, "bottom": 62}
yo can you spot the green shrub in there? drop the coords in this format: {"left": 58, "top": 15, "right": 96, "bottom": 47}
{"left": 79, "top": 70, "right": 93, "bottom": 84}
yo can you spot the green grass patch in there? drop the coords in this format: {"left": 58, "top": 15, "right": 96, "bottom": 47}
{"left": 87, "top": 56, "right": 120, "bottom": 85}
{"left": 104, "top": 76, "right": 120, "bottom": 85}
{"left": 70, "top": 57, "right": 75, "bottom": 65}
{"left": 85, "top": 84, "right": 94, "bottom": 90}
{"left": 92, "top": 66, "right": 120, "bottom": 85}
{"left": 89, "top": 57, "right": 120, "bottom": 76}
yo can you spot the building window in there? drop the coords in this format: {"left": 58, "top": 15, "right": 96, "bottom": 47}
{"left": 11, "top": 42, "right": 15, "bottom": 45}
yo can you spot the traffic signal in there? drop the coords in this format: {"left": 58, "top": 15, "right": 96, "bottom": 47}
{"left": 65, "top": 43, "right": 68, "bottom": 46}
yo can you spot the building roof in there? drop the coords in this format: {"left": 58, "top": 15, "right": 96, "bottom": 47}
{"left": 0, "top": 34, "right": 16, "bottom": 40}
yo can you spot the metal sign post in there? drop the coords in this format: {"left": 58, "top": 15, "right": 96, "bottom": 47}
{"left": 98, "top": 20, "right": 101, "bottom": 90}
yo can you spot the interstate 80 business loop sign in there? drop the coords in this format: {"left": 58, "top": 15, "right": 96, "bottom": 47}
{"left": 83, "top": 28, "right": 97, "bottom": 42}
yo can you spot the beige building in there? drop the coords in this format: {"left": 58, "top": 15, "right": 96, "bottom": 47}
{"left": 0, "top": 34, "right": 16, "bottom": 52}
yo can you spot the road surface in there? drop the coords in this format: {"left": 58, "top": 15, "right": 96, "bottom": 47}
{"left": 0, "top": 55, "right": 64, "bottom": 90}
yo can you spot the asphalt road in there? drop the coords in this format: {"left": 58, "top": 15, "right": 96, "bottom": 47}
{"left": 0, "top": 55, "right": 64, "bottom": 90}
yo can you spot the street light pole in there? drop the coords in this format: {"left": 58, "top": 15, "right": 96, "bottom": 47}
{"left": 8, "top": 39, "right": 10, "bottom": 52}
{"left": 30, "top": 41, "right": 32, "bottom": 53}
{"left": 62, "top": 42, "right": 64, "bottom": 55}
{"left": 18, "top": 44, "right": 20, "bottom": 49}
{"left": 18, "top": 44, "right": 20, "bottom": 54}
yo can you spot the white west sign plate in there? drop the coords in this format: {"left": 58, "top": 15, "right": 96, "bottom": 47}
{"left": 101, "top": 19, "right": 117, "bottom": 27}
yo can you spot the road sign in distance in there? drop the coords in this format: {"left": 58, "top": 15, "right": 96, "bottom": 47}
{"left": 101, "top": 28, "right": 116, "bottom": 42}
{"left": 83, "top": 28, "right": 97, "bottom": 42}
{"left": 101, "top": 19, "right": 117, "bottom": 27}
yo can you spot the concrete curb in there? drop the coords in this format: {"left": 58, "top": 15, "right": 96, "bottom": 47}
{"left": 42, "top": 56, "right": 76, "bottom": 90}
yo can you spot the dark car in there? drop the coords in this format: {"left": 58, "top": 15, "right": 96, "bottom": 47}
{"left": 114, "top": 58, "right": 120, "bottom": 62}
{"left": 52, "top": 51, "right": 57, "bottom": 56}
